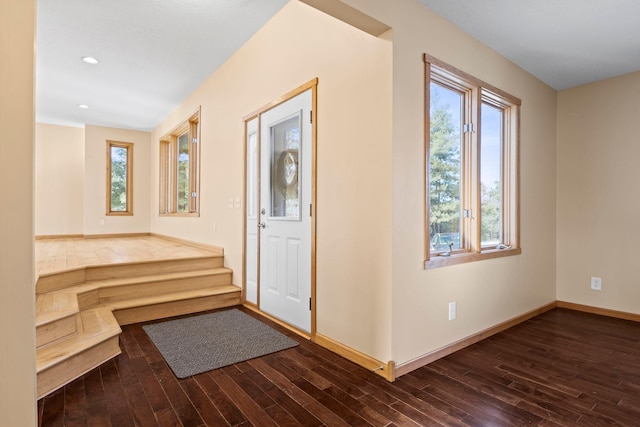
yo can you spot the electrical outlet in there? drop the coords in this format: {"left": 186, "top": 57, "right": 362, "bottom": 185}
{"left": 591, "top": 277, "right": 602, "bottom": 291}
{"left": 448, "top": 302, "right": 457, "bottom": 320}
{"left": 99, "top": 219, "right": 105, "bottom": 226}
{"left": 213, "top": 221, "right": 217, "bottom": 232}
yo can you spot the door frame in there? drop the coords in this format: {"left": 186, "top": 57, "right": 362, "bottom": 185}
{"left": 242, "top": 78, "right": 318, "bottom": 339}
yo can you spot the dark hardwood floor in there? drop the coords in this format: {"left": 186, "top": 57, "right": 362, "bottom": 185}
{"left": 38, "top": 308, "right": 640, "bottom": 426}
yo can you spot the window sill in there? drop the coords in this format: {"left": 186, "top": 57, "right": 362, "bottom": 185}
{"left": 106, "top": 211, "right": 133, "bottom": 216}
{"left": 159, "top": 212, "right": 200, "bottom": 218}
{"left": 424, "top": 247, "right": 521, "bottom": 270}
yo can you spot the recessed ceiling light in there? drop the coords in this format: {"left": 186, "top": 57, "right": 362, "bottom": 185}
{"left": 81, "top": 56, "right": 99, "bottom": 65}
{"left": 77, "top": 104, "right": 89, "bottom": 109}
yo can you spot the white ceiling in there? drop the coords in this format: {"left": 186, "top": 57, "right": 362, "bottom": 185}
{"left": 417, "top": 0, "right": 640, "bottom": 90}
{"left": 36, "top": 0, "right": 640, "bottom": 131}
{"left": 36, "top": 0, "right": 288, "bottom": 131}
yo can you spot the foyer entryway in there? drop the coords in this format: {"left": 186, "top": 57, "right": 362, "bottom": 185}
{"left": 244, "top": 80, "right": 317, "bottom": 334}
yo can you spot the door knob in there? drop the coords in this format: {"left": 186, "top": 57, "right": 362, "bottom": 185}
{"left": 259, "top": 222, "right": 266, "bottom": 229}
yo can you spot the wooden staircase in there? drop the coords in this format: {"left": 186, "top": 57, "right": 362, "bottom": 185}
{"left": 35, "top": 253, "right": 241, "bottom": 399}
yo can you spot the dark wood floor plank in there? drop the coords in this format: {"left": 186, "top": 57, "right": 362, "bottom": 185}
{"left": 63, "top": 374, "right": 87, "bottom": 427}
{"left": 427, "top": 366, "right": 544, "bottom": 425}
{"left": 37, "top": 398, "right": 44, "bottom": 427}
{"left": 82, "top": 366, "right": 112, "bottom": 427}
{"left": 248, "top": 357, "right": 315, "bottom": 406}
{"left": 223, "top": 364, "right": 277, "bottom": 409}
{"left": 179, "top": 376, "right": 230, "bottom": 426}
{"left": 39, "top": 388, "right": 64, "bottom": 427}
{"left": 39, "top": 307, "right": 640, "bottom": 427}
{"left": 391, "top": 375, "right": 470, "bottom": 425}
{"left": 303, "top": 401, "right": 353, "bottom": 427}
{"left": 263, "top": 404, "right": 301, "bottom": 427}
{"left": 214, "top": 373, "right": 278, "bottom": 427}
{"left": 209, "top": 390, "right": 248, "bottom": 426}
{"left": 193, "top": 370, "right": 222, "bottom": 395}
{"left": 358, "top": 394, "right": 423, "bottom": 427}
{"left": 100, "top": 359, "right": 136, "bottom": 427}
{"left": 504, "top": 371, "right": 597, "bottom": 411}
{"left": 323, "top": 385, "right": 396, "bottom": 427}
{"left": 154, "top": 407, "right": 183, "bottom": 427}
{"left": 148, "top": 360, "right": 205, "bottom": 427}
{"left": 113, "top": 345, "right": 138, "bottom": 387}
{"left": 129, "top": 355, "right": 174, "bottom": 414}
{"left": 240, "top": 361, "right": 324, "bottom": 427}
{"left": 310, "top": 364, "right": 369, "bottom": 398}
{"left": 291, "top": 376, "right": 374, "bottom": 427}
{"left": 122, "top": 381, "right": 159, "bottom": 427}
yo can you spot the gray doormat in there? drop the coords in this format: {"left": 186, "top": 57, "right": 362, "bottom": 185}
{"left": 142, "top": 309, "right": 298, "bottom": 378}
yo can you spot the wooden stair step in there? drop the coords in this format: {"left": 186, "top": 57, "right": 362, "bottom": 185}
{"left": 36, "top": 307, "right": 121, "bottom": 373}
{"left": 87, "top": 267, "right": 232, "bottom": 289}
{"left": 36, "top": 292, "right": 79, "bottom": 327}
{"left": 37, "top": 255, "right": 225, "bottom": 294}
{"left": 110, "top": 285, "right": 242, "bottom": 325}
{"left": 94, "top": 267, "right": 232, "bottom": 304}
{"left": 36, "top": 307, "right": 122, "bottom": 399}
{"left": 36, "top": 292, "right": 80, "bottom": 348}
{"left": 84, "top": 255, "right": 224, "bottom": 282}
{"left": 35, "top": 246, "right": 240, "bottom": 400}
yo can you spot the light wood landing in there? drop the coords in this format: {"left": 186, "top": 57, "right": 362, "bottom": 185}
{"left": 35, "top": 235, "right": 222, "bottom": 277}
{"left": 35, "top": 237, "right": 240, "bottom": 400}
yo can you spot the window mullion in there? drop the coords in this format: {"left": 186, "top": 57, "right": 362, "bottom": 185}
{"left": 462, "top": 88, "right": 480, "bottom": 252}
{"left": 472, "top": 87, "right": 482, "bottom": 253}
{"left": 160, "top": 141, "right": 169, "bottom": 214}
{"left": 502, "top": 105, "right": 518, "bottom": 247}
{"left": 189, "top": 120, "right": 198, "bottom": 213}
{"left": 170, "top": 136, "right": 178, "bottom": 213}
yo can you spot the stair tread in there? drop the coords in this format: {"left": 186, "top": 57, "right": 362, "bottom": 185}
{"left": 107, "top": 284, "right": 241, "bottom": 310}
{"left": 37, "top": 254, "right": 224, "bottom": 279}
{"left": 36, "top": 292, "right": 80, "bottom": 327}
{"left": 36, "top": 307, "right": 121, "bottom": 373}
{"left": 38, "top": 267, "right": 232, "bottom": 300}
{"left": 84, "top": 267, "right": 231, "bottom": 289}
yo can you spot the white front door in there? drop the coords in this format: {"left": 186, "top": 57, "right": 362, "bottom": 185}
{"left": 259, "top": 89, "right": 312, "bottom": 333}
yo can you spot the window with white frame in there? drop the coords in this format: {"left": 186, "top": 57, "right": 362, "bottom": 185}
{"left": 424, "top": 54, "right": 520, "bottom": 268}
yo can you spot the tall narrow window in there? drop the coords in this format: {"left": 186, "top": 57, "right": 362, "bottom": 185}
{"left": 106, "top": 141, "right": 133, "bottom": 215}
{"left": 160, "top": 108, "right": 200, "bottom": 216}
{"left": 429, "top": 82, "right": 463, "bottom": 252}
{"left": 425, "top": 54, "right": 520, "bottom": 269}
{"left": 480, "top": 102, "right": 503, "bottom": 247}
{"left": 177, "top": 131, "right": 190, "bottom": 212}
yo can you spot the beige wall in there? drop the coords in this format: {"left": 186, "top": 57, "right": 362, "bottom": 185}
{"left": 339, "top": 0, "right": 558, "bottom": 366}
{"left": 557, "top": 71, "right": 640, "bottom": 313}
{"left": 35, "top": 123, "right": 85, "bottom": 235}
{"left": 150, "top": 1, "right": 394, "bottom": 361}
{"left": 0, "top": 0, "right": 37, "bottom": 424}
{"left": 150, "top": 0, "right": 560, "bottom": 366}
{"left": 84, "top": 125, "right": 151, "bottom": 235}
